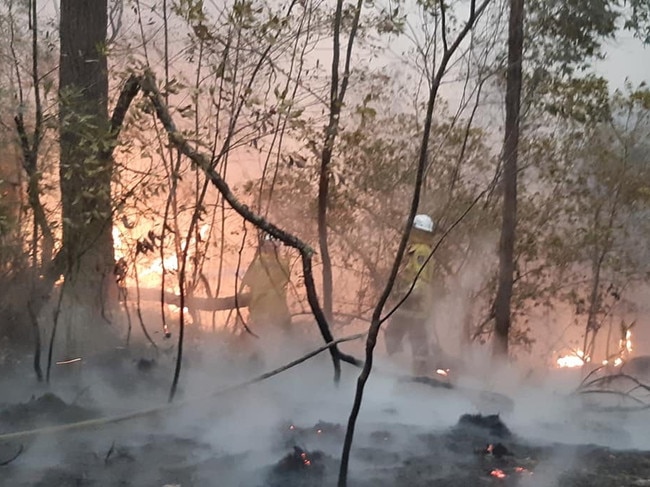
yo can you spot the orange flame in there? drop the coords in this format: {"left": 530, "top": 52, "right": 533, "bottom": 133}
{"left": 300, "top": 452, "right": 311, "bottom": 467}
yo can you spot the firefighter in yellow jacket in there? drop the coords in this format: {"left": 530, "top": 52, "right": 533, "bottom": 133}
{"left": 241, "top": 233, "right": 292, "bottom": 335}
{"left": 385, "top": 214, "right": 436, "bottom": 376}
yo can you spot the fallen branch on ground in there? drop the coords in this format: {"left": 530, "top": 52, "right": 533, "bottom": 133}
{"left": 575, "top": 371, "right": 650, "bottom": 412}
{"left": 578, "top": 388, "right": 647, "bottom": 405}
{"left": 578, "top": 372, "right": 650, "bottom": 395}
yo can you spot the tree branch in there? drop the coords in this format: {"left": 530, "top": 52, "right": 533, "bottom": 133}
{"left": 140, "top": 71, "right": 361, "bottom": 383}
{"left": 440, "top": 0, "right": 449, "bottom": 54}
{"left": 338, "top": 1, "right": 492, "bottom": 484}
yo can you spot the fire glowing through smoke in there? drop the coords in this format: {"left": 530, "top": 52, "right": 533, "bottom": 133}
{"left": 112, "top": 227, "right": 126, "bottom": 261}
{"left": 623, "top": 329, "right": 633, "bottom": 354}
{"left": 556, "top": 350, "right": 588, "bottom": 368}
{"left": 113, "top": 224, "right": 210, "bottom": 282}
{"left": 555, "top": 330, "right": 634, "bottom": 368}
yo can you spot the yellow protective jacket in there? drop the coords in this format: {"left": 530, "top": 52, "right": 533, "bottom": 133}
{"left": 241, "top": 250, "right": 291, "bottom": 328}
{"left": 395, "top": 241, "right": 434, "bottom": 312}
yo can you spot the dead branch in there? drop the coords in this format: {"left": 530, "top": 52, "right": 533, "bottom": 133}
{"left": 577, "top": 364, "right": 608, "bottom": 390}
{"left": 579, "top": 372, "right": 650, "bottom": 395}
{"left": 578, "top": 388, "right": 647, "bottom": 405}
{"left": 138, "top": 71, "right": 361, "bottom": 381}
{"left": 102, "top": 73, "right": 142, "bottom": 159}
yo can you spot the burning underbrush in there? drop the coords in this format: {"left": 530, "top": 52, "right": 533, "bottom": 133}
{"left": 267, "top": 446, "right": 327, "bottom": 486}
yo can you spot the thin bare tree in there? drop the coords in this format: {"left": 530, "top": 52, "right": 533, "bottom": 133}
{"left": 337, "top": 1, "right": 493, "bottom": 484}
{"left": 493, "top": 0, "right": 524, "bottom": 357}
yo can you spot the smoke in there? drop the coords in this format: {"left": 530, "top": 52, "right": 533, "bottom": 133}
{"left": 4, "top": 322, "right": 650, "bottom": 486}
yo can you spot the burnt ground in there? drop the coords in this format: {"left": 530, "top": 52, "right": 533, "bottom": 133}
{"left": 2, "top": 348, "right": 650, "bottom": 486}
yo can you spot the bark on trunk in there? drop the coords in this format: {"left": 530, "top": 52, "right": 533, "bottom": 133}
{"left": 58, "top": 0, "right": 116, "bottom": 359}
{"left": 493, "top": 0, "right": 524, "bottom": 357}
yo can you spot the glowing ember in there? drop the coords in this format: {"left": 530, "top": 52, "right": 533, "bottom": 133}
{"left": 436, "top": 368, "right": 449, "bottom": 376}
{"left": 490, "top": 468, "right": 507, "bottom": 479}
{"left": 514, "top": 466, "right": 532, "bottom": 474}
{"left": 289, "top": 425, "right": 295, "bottom": 430}
{"left": 556, "top": 350, "right": 588, "bottom": 368}
{"left": 316, "top": 429, "right": 323, "bottom": 434}
{"left": 300, "top": 452, "right": 311, "bottom": 466}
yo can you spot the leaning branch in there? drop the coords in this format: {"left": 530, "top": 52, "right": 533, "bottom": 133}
{"left": 102, "top": 73, "right": 143, "bottom": 159}
{"left": 139, "top": 71, "right": 361, "bottom": 382}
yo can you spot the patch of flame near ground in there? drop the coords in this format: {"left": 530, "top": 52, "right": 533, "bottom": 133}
{"left": 555, "top": 330, "right": 633, "bottom": 369}
{"left": 556, "top": 350, "right": 589, "bottom": 368}
{"left": 112, "top": 225, "right": 211, "bottom": 290}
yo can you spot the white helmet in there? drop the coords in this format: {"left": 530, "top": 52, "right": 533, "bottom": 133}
{"left": 413, "top": 214, "right": 435, "bottom": 233}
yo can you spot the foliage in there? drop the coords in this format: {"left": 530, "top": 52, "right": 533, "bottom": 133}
{"left": 0, "top": 0, "right": 648, "bottom": 367}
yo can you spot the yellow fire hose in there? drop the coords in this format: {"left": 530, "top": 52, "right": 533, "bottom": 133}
{"left": 0, "top": 333, "right": 365, "bottom": 443}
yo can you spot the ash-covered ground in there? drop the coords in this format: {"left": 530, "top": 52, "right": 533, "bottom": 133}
{"left": 2, "top": 336, "right": 650, "bottom": 487}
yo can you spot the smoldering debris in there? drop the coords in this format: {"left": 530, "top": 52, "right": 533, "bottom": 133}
{"left": 266, "top": 446, "right": 327, "bottom": 487}
{"left": 456, "top": 413, "right": 512, "bottom": 438}
{"left": 482, "top": 441, "right": 511, "bottom": 458}
{"left": 3, "top": 399, "right": 650, "bottom": 486}
{"left": 278, "top": 420, "right": 345, "bottom": 449}
{"left": 4, "top": 349, "right": 650, "bottom": 487}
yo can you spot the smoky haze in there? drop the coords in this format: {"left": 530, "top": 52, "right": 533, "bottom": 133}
{"left": 3, "top": 327, "right": 650, "bottom": 486}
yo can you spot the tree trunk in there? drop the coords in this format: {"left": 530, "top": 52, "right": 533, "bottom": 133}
{"left": 58, "top": 0, "right": 116, "bottom": 359}
{"left": 318, "top": 0, "right": 363, "bottom": 323}
{"left": 493, "top": 0, "right": 524, "bottom": 357}
{"left": 317, "top": 0, "right": 344, "bottom": 323}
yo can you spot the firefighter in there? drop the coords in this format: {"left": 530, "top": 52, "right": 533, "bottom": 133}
{"left": 240, "top": 232, "right": 292, "bottom": 336}
{"left": 385, "top": 214, "right": 436, "bottom": 376}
